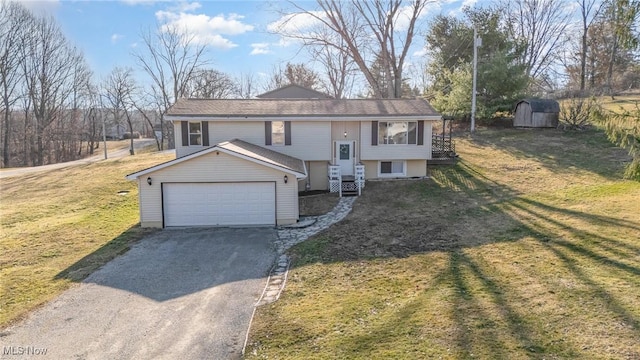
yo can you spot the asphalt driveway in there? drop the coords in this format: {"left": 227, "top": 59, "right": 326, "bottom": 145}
{"left": 0, "top": 228, "right": 277, "bottom": 359}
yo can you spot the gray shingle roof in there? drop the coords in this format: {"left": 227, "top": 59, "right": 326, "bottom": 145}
{"left": 218, "top": 139, "right": 306, "bottom": 175}
{"left": 125, "top": 139, "right": 306, "bottom": 179}
{"left": 256, "top": 84, "right": 333, "bottom": 99}
{"left": 517, "top": 99, "right": 560, "bottom": 113}
{"left": 166, "top": 98, "right": 439, "bottom": 118}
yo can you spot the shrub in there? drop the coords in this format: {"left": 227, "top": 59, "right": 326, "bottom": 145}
{"left": 559, "top": 97, "right": 603, "bottom": 130}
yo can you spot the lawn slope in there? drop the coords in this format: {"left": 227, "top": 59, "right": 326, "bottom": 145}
{"left": 0, "top": 151, "right": 174, "bottom": 327}
{"left": 246, "top": 128, "right": 640, "bottom": 359}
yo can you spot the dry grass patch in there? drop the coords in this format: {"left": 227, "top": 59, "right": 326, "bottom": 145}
{"left": 299, "top": 192, "right": 340, "bottom": 216}
{"left": 247, "top": 128, "right": 640, "bottom": 359}
{"left": 0, "top": 151, "right": 174, "bottom": 327}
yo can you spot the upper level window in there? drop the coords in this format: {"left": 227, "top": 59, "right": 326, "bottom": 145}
{"left": 271, "top": 121, "right": 285, "bottom": 145}
{"left": 189, "top": 122, "right": 202, "bottom": 145}
{"left": 378, "top": 121, "right": 417, "bottom": 144}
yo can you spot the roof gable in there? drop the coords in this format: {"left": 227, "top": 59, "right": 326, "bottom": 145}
{"left": 256, "top": 84, "right": 333, "bottom": 99}
{"left": 126, "top": 139, "right": 306, "bottom": 180}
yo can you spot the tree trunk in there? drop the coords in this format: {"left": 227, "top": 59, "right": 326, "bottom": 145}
{"left": 606, "top": 33, "right": 618, "bottom": 98}
{"left": 3, "top": 102, "right": 10, "bottom": 167}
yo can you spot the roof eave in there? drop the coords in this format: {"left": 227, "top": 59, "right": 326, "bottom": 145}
{"left": 126, "top": 146, "right": 307, "bottom": 180}
{"left": 165, "top": 115, "right": 441, "bottom": 122}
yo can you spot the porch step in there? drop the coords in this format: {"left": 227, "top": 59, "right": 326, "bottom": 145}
{"left": 341, "top": 180, "right": 359, "bottom": 196}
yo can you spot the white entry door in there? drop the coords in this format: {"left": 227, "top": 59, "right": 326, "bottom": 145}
{"left": 335, "top": 141, "right": 354, "bottom": 176}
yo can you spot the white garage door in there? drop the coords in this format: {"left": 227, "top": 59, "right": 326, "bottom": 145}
{"left": 163, "top": 182, "right": 276, "bottom": 227}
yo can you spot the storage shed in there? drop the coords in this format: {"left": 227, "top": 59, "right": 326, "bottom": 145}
{"left": 513, "top": 99, "right": 560, "bottom": 128}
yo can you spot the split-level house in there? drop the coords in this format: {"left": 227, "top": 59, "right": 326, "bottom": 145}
{"left": 126, "top": 85, "right": 441, "bottom": 228}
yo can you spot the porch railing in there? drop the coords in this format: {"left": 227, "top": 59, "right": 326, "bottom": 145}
{"left": 328, "top": 164, "right": 341, "bottom": 196}
{"left": 328, "top": 163, "right": 365, "bottom": 197}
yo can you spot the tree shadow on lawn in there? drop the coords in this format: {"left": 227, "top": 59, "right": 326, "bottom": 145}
{"left": 55, "top": 226, "right": 278, "bottom": 302}
{"left": 466, "top": 128, "right": 631, "bottom": 179}
{"left": 54, "top": 226, "right": 156, "bottom": 283}
{"left": 285, "top": 161, "right": 640, "bottom": 358}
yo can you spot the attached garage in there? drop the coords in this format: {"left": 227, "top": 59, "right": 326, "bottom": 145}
{"left": 126, "top": 139, "right": 307, "bottom": 228}
{"left": 163, "top": 182, "right": 276, "bottom": 227}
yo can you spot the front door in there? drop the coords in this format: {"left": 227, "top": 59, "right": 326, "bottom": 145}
{"left": 336, "top": 141, "right": 354, "bottom": 176}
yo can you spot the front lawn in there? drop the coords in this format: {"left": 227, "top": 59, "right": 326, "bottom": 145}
{"left": 246, "top": 128, "right": 640, "bottom": 359}
{"left": 0, "top": 151, "right": 174, "bottom": 327}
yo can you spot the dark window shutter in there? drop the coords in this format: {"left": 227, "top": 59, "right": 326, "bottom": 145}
{"left": 284, "top": 121, "right": 291, "bottom": 145}
{"left": 181, "top": 121, "right": 189, "bottom": 146}
{"left": 202, "top": 121, "right": 209, "bottom": 146}
{"left": 417, "top": 121, "right": 424, "bottom": 146}
{"left": 265, "top": 121, "right": 272, "bottom": 145}
{"left": 371, "top": 121, "right": 378, "bottom": 146}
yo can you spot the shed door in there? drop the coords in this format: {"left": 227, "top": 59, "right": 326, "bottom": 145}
{"left": 163, "top": 182, "right": 275, "bottom": 227}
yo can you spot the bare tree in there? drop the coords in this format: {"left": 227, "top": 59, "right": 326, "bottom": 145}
{"left": 577, "top": 0, "right": 605, "bottom": 93}
{"left": 0, "top": 1, "right": 31, "bottom": 167}
{"left": 187, "top": 69, "right": 236, "bottom": 99}
{"left": 103, "top": 67, "right": 136, "bottom": 155}
{"left": 309, "top": 30, "right": 357, "bottom": 98}
{"left": 603, "top": 0, "right": 640, "bottom": 96}
{"left": 21, "top": 15, "right": 84, "bottom": 166}
{"left": 272, "top": 0, "right": 429, "bottom": 98}
{"left": 505, "top": 0, "right": 571, "bottom": 84}
{"left": 235, "top": 72, "right": 258, "bottom": 99}
{"left": 132, "top": 25, "right": 209, "bottom": 149}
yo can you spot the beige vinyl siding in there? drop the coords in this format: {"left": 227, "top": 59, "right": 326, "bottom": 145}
{"left": 137, "top": 151, "right": 298, "bottom": 227}
{"left": 297, "top": 161, "right": 329, "bottom": 191}
{"left": 273, "top": 121, "right": 331, "bottom": 160}
{"left": 308, "top": 161, "right": 329, "bottom": 190}
{"left": 360, "top": 120, "right": 434, "bottom": 160}
{"left": 175, "top": 120, "right": 331, "bottom": 160}
{"left": 406, "top": 160, "right": 427, "bottom": 177}
{"left": 209, "top": 121, "right": 265, "bottom": 146}
{"left": 331, "top": 121, "right": 360, "bottom": 143}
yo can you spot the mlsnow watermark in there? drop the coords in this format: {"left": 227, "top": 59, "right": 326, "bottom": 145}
{"left": 3, "top": 346, "right": 48, "bottom": 356}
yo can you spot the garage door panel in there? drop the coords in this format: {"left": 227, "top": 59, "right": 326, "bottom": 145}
{"left": 163, "top": 182, "right": 275, "bottom": 227}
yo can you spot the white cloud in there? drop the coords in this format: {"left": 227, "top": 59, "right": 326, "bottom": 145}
{"left": 412, "top": 47, "right": 427, "bottom": 57}
{"left": 120, "top": 0, "right": 156, "bottom": 5}
{"left": 130, "top": 42, "right": 138, "bottom": 48}
{"left": 156, "top": 9, "right": 254, "bottom": 49}
{"left": 111, "top": 33, "right": 124, "bottom": 44}
{"left": 266, "top": 11, "right": 325, "bottom": 34}
{"left": 250, "top": 43, "right": 271, "bottom": 55}
{"left": 394, "top": 3, "right": 431, "bottom": 31}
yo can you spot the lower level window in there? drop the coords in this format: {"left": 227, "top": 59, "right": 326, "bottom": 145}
{"left": 379, "top": 161, "right": 405, "bottom": 176}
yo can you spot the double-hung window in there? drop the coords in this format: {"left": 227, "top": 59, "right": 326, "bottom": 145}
{"left": 265, "top": 121, "right": 291, "bottom": 146}
{"left": 189, "top": 122, "right": 202, "bottom": 145}
{"left": 378, "top": 121, "right": 417, "bottom": 144}
{"left": 271, "top": 121, "right": 285, "bottom": 145}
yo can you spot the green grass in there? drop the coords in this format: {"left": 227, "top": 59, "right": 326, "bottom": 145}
{"left": 246, "top": 128, "right": 640, "bottom": 359}
{"left": 0, "top": 150, "right": 174, "bottom": 327}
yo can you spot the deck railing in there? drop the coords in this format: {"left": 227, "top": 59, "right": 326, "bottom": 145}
{"left": 432, "top": 135, "right": 456, "bottom": 158}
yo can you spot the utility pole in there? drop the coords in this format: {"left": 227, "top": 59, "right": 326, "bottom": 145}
{"left": 471, "top": 27, "right": 481, "bottom": 133}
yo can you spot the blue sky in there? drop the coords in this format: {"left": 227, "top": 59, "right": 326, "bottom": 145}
{"left": 19, "top": 0, "right": 477, "bottom": 88}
